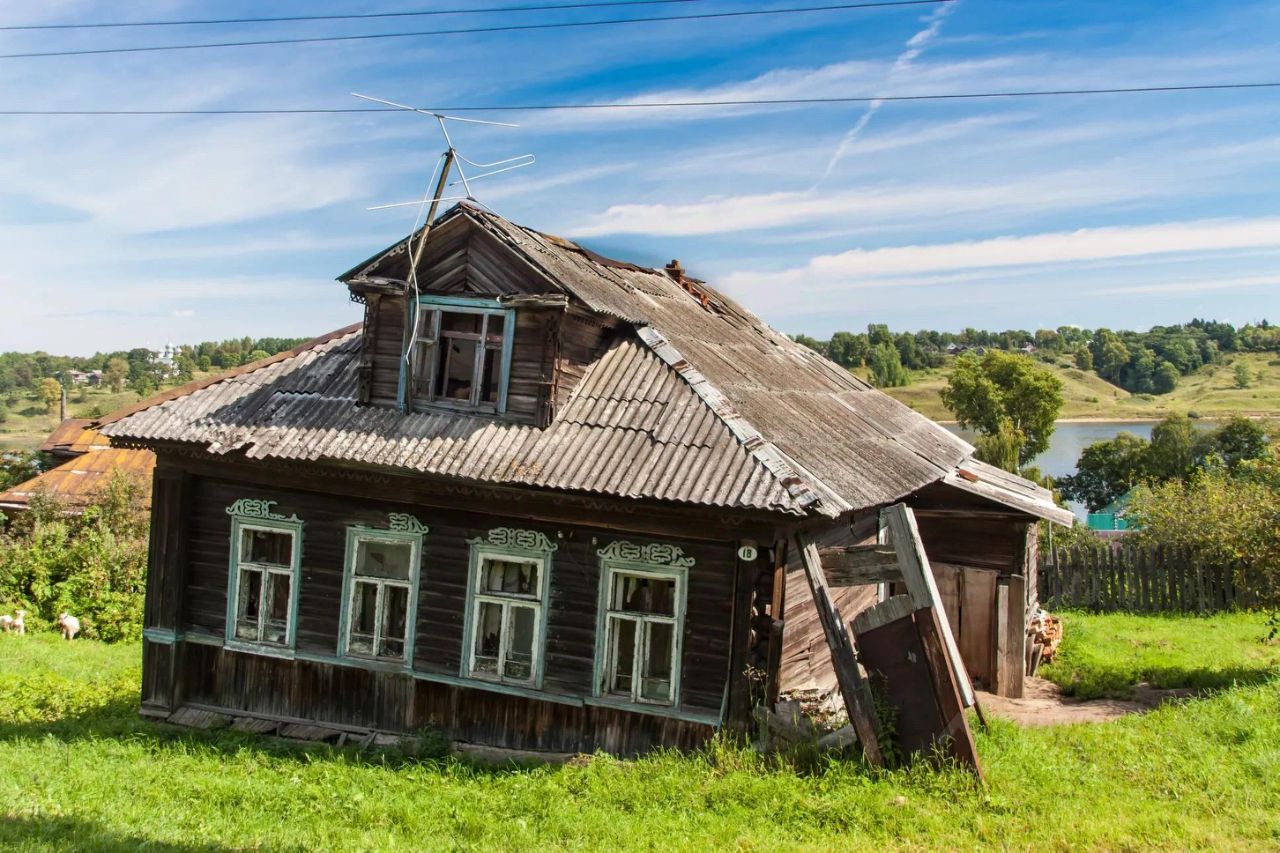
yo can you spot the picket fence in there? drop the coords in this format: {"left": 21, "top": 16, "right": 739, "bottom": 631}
{"left": 1038, "top": 544, "right": 1257, "bottom": 613}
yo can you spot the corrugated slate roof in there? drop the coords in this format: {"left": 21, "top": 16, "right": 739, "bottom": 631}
{"left": 102, "top": 331, "right": 803, "bottom": 514}
{"left": 101, "top": 204, "right": 1063, "bottom": 522}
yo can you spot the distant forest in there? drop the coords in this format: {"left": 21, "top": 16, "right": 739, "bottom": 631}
{"left": 793, "top": 320, "right": 1280, "bottom": 394}
{"left": 0, "top": 337, "right": 309, "bottom": 399}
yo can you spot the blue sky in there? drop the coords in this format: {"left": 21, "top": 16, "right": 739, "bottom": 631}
{"left": 2, "top": 0, "right": 1279, "bottom": 355}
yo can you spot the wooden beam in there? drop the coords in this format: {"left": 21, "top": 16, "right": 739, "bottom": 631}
{"left": 819, "top": 544, "right": 903, "bottom": 586}
{"left": 792, "top": 535, "right": 884, "bottom": 767}
{"left": 882, "top": 503, "right": 976, "bottom": 708}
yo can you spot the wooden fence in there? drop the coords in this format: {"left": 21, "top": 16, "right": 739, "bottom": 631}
{"left": 1038, "top": 545, "right": 1257, "bottom": 613}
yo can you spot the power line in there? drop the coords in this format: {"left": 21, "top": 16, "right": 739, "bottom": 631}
{"left": 0, "top": 0, "right": 699, "bottom": 31}
{"left": 1, "top": 82, "right": 1276, "bottom": 115}
{"left": 0, "top": 1, "right": 953, "bottom": 60}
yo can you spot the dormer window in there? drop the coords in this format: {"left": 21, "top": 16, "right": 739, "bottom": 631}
{"left": 407, "top": 296, "right": 514, "bottom": 414}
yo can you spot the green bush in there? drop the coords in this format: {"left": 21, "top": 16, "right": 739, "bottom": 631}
{"left": 0, "top": 472, "right": 148, "bottom": 642}
{"left": 1128, "top": 449, "right": 1280, "bottom": 608}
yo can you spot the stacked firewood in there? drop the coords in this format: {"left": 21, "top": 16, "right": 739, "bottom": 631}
{"left": 1025, "top": 608, "right": 1064, "bottom": 675}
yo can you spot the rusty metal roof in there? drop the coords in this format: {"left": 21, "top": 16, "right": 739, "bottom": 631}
{"left": 100, "top": 205, "right": 1064, "bottom": 522}
{"left": 0, "top": 447, "right": 155, "bottom": 511}
{"left": 39, "top": 419, "right": 112, "bottom": 457}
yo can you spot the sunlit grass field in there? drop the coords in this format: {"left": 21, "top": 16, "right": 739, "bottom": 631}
{"left": 876, "top": 352, "right": 1280, "bottom": 422}
{"left": 2, "top": 613, "right": 1279, "bottom": 849}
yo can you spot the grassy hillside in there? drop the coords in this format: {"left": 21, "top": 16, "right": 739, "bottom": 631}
{"left": 875, "top": 352, "right": 1280, "bottom": 421}
{"left": 0, "top": 386, "right": 146, "bottom": 452}
{"left": 3, "top": 618, "right": 1279, "bottom": 849}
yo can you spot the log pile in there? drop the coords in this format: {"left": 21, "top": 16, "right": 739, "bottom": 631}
{"left": 1025, "top": 608, "right": 1063, "bottom": 676}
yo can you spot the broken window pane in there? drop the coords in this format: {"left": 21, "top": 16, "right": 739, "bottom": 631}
{"left": 356, "top": 540, "right": 413, "bottom": 581}
{"left": 609, "top": 616, "right": 637, "bottom": 696}
{"left": 380, "top": 584, "right": 409, "bottom": 658}
{"left": 235, "top": 568, "right": 263, "bottom": 641}
{"left": 441, "top": 311, "right": 482, "bottom": 335}
{"left": 481, "top": 557, "right": 538, "bottom": 596}
{"left": 613, "top": 574, "right": 675, "bottom": 616}
{"left": 262, "top": 573, "right": 291, "bottom": 644}
{"left": 480, "top": 346, "right": 502, "bottom": 404}
{"left": 640, "top": 621, "right": 674, "bottom": 702}
{"left": 474, "top": 601, "right": 503, "bottom": 675}
{"left": 349, "top": 580, "right": 378, "bottom": 655}
{"left": 241, "top": 528, "right": 292, "bottom": 566}
{"left": 505, "top": 605, "right": 536, "bottom": 681}
{"left": 435, "top": 338, "right": 476, "bottom": 401}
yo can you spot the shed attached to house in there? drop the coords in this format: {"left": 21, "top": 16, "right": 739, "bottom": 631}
{"left": 101, "top": 203, "right": 1067, "bottom": 755}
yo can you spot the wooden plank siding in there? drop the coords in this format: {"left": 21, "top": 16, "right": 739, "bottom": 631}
{"left": 155, "top": 454, "right": 757, "bottom": 753}
{"left": 778, "top": 511, "right": 879, "bottom": 695}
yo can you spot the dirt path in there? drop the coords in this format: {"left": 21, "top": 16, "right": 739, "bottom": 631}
{"left": 976, "top": 677, "right": 1194, "bottom": 726}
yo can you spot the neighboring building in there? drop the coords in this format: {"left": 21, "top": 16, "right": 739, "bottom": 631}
{"left": 100, "top": 203, "right": 1069, "bottom": 756}
{"left": 0, "top": 419, "right": 154, "bottom": 517}
{"left": 1087, "top": 492, "right": 1133, "bottom": 532}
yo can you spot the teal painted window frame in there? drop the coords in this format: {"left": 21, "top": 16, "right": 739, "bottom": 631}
{"left": 337, "top": 523, "right": 426, "bottom": 667}
{"left": 460, "top": 534, "right": 554, "bottom": 690}
{"left": 592, "top": 554, "right": 688, "bottom": 709}
{"left": 400, "top": 295, "right": 515, "bottom": 415}
{"left": 224, "top": 515, "right": 304, "bottom": 656}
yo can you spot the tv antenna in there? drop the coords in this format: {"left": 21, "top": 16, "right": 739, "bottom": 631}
{"left": 352, "top": 92, "right": 535, "bottom": 412}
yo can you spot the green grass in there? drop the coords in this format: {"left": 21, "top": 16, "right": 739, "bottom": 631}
{"left": 3, "top": 626, "right": 1280, "bottom": 850}
{"left": 877, "top": 352, "right": 1280, "bottom": 422}
{"left": 1041, "top": 610, "right": 1280, "bottom": 700}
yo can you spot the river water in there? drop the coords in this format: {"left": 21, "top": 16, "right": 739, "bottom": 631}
{"left": 942, "top": 421, "right": 1163, "bottom": 520}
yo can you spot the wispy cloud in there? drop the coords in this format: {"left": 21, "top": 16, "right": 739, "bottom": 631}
{"left": 720, "top": 216, "right": 1280, "bottom": 303}
{"left": 815, "top": 1, "right": 958, "bottom": 185}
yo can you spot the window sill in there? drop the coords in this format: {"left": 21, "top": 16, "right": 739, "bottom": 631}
{"left": 585, "top": 696, "right": 720, "bottom": 726}
{"left": 223, "top": 639, "right": 296, "bottom": 660}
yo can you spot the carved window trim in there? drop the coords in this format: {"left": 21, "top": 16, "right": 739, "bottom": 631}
{"left": 461, "top": 528, "right": 557, "bottom": 688}
{"left": 593, "top": 540, "right": 691, "bottom": 708}
{"left": 224, "top": 501, "right": 304, "bottom": 655}
{"left": 338, "top": 514, "right": 429, "bottom": 667}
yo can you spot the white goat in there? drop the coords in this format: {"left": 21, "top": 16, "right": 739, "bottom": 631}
{"left": 12, "top": 610, "right": 26, "bottom": 635}
{"left": 0, "top": 614, "right": 12, "bottom": 633}
{"left": 58, "top": 612, "right": 80, "bottom": 641}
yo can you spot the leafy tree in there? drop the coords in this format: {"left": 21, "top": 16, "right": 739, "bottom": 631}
{"left": 826, "top": 331, "right": 866, "bottom": 367}
{"left": 1234, "top": 362, "right": 1251, "bottom": 389}
{"left": 973, "top": 419, "right": 1023, "bottom": 472}
{"left": 1074, "top": 345, "right": 1093, "bottom": 371}
{"left": 1147, "top": 414, "right": 1197, "bottom": 480}
{"left": 245, "top": 349, "right": 271, "bottom": 364}
{"left": 1153, "top": 361, "right": 1180, "bottom": 394}
{"left": 869, "top": 343, "right": 909, "bottom": 388}
{"left": 940, "top": 350, "right": 1063, "bottom": 467}
{"left": 38, "top": 377, "right": 62, "bottom": 413}
{"left": 867, "top": 323, "right": 894, "bottom": 349}
{"left": 103, "top": 357, "right": 129, "bottom": 392}
{"left": 1057, "top": 432, "right": 1151, "bottom": 511}
{"left": 1197, "top": 415, "right": 1269, "bottom": 471}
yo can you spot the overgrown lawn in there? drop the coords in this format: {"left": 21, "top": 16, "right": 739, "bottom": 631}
{"left": 1042, "top": 610, "right": 1280, "bottom": 699}
{"left": 2, "top": 623, "right": 1279, "bottom": 849}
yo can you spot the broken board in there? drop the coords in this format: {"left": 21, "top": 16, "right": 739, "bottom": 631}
{"left": 852, "top": 595, "right": 982, "bottom": 776}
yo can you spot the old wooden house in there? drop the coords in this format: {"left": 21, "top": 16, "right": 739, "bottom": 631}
{"left": 101, "top": 203, "right": 1069, "bottom": 756}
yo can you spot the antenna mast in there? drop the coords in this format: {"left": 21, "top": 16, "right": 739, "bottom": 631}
{"left": 353, "top": 93, "right": 534, "bottom": 412}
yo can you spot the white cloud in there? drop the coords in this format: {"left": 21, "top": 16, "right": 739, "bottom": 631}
{"left": 720, "top": 216, "right": 1280, "bottom": 303}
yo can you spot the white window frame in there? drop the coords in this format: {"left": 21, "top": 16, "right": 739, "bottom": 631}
{"left": 594, "top": 553, "right": 688, "bottom": 708}
{"left": 461, "top": 530, "right": 555, "bottom": 688}
{"left": 406, "top": 297, "right": 515, "bottom": 415}
{"left": 339, "top": 525, "right": 424, "bottom": 666}
{"left": 225, "top": 516, "right": 303, "bottom": 652}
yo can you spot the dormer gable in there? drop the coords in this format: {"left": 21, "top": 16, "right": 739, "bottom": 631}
{"left": 340, "top": 206, "right": 619, "bottom": 428}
